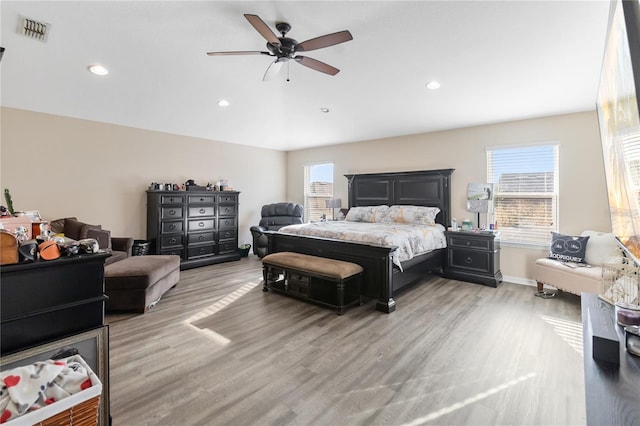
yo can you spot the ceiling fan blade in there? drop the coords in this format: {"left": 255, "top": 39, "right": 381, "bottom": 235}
{"left": 263, "top": 59, "right": 285, "bottom": 81}
{"left": 297, "top": 30, "right": 353, "bottom": 52}
{"left": 207, "top": 51, "right": 271, "bottom": 56}
{"left": 294, "top": 56, "right": 339, "bottom": 75}
{"left": 244, "top": 14, "right": 280, "bottom": 45}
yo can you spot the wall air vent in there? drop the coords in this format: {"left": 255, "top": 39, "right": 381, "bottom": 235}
{"left": 20, "top": 16, "right": 50, "bottom": 42}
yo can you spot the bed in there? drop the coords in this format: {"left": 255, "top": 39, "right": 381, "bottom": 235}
{"left": 266, "top": 169, "right": 454, "bottom": 313}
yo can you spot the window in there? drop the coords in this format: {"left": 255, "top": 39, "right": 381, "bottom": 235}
{"left": 486, "top": 143, "right": 559, "bottom": 245}
{"left": 304, "top": 163, "right": 334, "bottom": 222}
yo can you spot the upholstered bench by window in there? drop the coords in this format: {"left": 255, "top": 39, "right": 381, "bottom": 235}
{"left": 104, "top": 255, "right": 180, "bottom": 313}
{"left": 262, "top": 251, "right": 363, "bottom": 315}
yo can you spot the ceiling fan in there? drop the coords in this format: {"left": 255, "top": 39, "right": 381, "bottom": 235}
{"left": 207, "top": 14, "right": 353, "bottom": 81}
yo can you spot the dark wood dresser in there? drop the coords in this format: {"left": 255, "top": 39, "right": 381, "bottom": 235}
{"left": 146, "top": 190, "right": 241, "bottom": 269}
{"left": 444, "top": 230, "right": 502, "bottom": 287}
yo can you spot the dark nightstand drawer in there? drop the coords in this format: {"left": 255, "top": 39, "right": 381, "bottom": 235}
{"left": 188, "top": 206, "right": 215, "bottom": 217}
{"left": 188, "top": 195, "right": 215, "bottom": 204}
{"left": 161, "top": 207, "right": 183, "bottom": 219}
{"left": 188, "top": 232, "right": 215, "bottom": 244}
{"left": 449, "top": 235, "right": 491, "bottom": 250}
{"left": 161, "top": 221, "right": 183, "bottom": 234}
{"left": 188, "top": 245, "right": 215, "bottom": 258}
{"left": 161, "top": 195, "right": 184, "bottom": 204}
{"left": 161, "top": 234, "right": 183, "bottom": 247}
{"left": 218, "top": 205, "right": 236, "bottom": 216}
{"left": 449, "top": 249, "right": 492, "bottom": 274}
{"left": 188, "top": 219, "right": 215, "bottom": 231}
{"left": 161, "top": 247, "right": 184, "bottom": 257}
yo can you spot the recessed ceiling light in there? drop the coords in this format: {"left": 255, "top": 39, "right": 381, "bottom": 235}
{"left": 426, "top": 81, "right": 441, "bottom": 90}
{"left": 320, "top": 107, "right": 330, "bottom": 113}
{"left": 88, "top": 64, "right": 108, "bottom": 76}
{"left": 217, "top": 99, "right": 230, "bottom": 107}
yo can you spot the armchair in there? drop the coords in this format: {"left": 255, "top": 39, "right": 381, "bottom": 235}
{"left": 250, "top": 203, "right": 304, "bottom": 258}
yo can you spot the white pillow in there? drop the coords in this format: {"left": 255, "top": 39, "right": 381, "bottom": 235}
{"left": 580, "top": 230, "right": 622, "bottom": 267}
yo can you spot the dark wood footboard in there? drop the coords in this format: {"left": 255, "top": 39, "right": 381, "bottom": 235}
{"left": 266, "top": 232, "right": 444, "bottom": 313}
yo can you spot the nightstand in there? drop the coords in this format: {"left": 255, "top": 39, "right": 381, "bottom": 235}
{"left": 444, "top": 230, "right": 502, "bottom": 287}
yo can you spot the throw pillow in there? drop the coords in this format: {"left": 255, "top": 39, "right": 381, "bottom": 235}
{"left": 548, "top": 232, "right": 590, "bottom": 263}
{"left": 581, "top": 230, "right": 622, "bottom": 266}
{"left": 86, "top": 228, "right": 112, "bottom": 251}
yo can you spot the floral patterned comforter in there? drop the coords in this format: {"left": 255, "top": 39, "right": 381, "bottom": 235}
{"left": 277, "top": 221, "right": 447, "bottom": 270}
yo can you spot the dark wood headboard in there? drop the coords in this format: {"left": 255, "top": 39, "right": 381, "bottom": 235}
{"left": 344, "top": 169, "right": 454, "bottom": 227}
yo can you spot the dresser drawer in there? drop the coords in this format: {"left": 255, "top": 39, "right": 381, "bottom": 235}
{"left": 218, "top": 217, "right": 237, "bottom": 229}
{"left": 218, "top": 204, "right": 236, "bottom": 216}
{"left": 161, "top": 207, "right": 183, "bottom": 219}
{"left": 218, "top": 240, "right": 237, "bottom": 254}
{"left": 449, "top": 248, "right": 492, "bottom": 274}
{"left": 161, "top": 247, "right": 184, "bottom": 257}
{"left": 188, "top": 245, "right": 215, "bottom": 259}
{"left": 448, "top": 235, "right": 492, "bottom": 251}
{"left": 188, "top": 219, "right": 215, "bottom": 232}
{"left": 161, "top": 234, "right": 183, "bottom": 247}
{"left": 288, "top": 272, "right": 309, "bottom": 285}
{"left": 218, "top": 229, "right": 236, "bottom": 241}
{"left": 188, "top": 206, "right": 215, "bottom": 218}
{"left": 161, "top": 221, "right": 183, "bottom": 234}
{"left": 218, "top": 194, "right": 237, "bottom": 204}
{"left": 161, "top": 195, "right": 184, "bottom": 204}
{"left": 188, "top": 232, "right": 215, "bottom": 245}
{"left": 188, "top": 195, "right": 215, "bottom": 204}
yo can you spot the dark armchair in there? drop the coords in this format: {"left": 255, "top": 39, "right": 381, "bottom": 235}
{"left": 250, "top": 202, "right": 304, "bottom": 258}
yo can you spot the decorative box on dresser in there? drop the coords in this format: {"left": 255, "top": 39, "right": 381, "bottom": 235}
{"left": 146, "top": 190, "right": 241, "bottom": 270}
{"left": 444, "top": 230, "right": 502, "bottom": 287}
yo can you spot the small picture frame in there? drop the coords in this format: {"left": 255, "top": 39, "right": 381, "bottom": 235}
{"left": 22, "top": 210, "right": 41, "bottom": 222}
{"left": 0, "top": 326, "right": 110, "bottom": 425}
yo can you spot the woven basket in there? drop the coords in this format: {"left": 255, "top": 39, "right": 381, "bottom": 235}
{"left": 36, "top": 395, "right": 100, "bottom": 426}
{"left": 132, "top": 240, "right": 151, "bottom": 256}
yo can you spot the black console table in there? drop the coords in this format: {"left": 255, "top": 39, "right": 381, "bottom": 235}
{"left": 0, "top": 253, "right": 111, "bottom": 424}
{"left": 581, "top": 292, "right": 640, "bottom": 425}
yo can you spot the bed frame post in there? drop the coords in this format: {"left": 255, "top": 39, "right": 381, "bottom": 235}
{"left": 376, "top": 254, "right": 396, "bottom": 313}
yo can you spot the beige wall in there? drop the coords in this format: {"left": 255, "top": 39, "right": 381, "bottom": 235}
{"left": 286, "top": 111, "right": 612, "bottom": 283}
{"left": 0, "top": 107, "right": 287, "bottom": 246}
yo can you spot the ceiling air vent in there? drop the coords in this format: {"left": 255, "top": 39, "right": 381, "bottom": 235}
{"left": 20, "top": 16, "right": 50, "bottom": 42}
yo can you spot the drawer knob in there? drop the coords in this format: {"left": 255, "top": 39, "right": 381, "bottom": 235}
{"left": 169, "top": 210, "right": 176, "bottom": 216}
{"left": 169, "top": 238, "right": 176, "bottom": 244}
{"left": 169, "top": 224, "right": 176, "bottom": 230}
{"left": 199, "top": 222, "right": 205, "bottom": 227}
{"left": 465, "top": 257, "right": 473, "bottom": 264}
{"left": 199, "top": 208, "right": 206, "bottom": 214}
{"left": 466, "top": 241, "right": 471, "bottom": 246}
{"left": 199, "top": 235, "right": 205, "bottom": 241}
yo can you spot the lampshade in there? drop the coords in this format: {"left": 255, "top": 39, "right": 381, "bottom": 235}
{"left": 325, "top": 198, "right": 342, "bottom": 209}
{"left": 466, "top": 183, "right": 493, "bottom": 213}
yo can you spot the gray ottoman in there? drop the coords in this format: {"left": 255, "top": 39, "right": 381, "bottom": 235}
{"left": 105, "top": 255, "right": 180, "bottom": 313}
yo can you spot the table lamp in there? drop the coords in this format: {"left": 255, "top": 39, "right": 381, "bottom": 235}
{"left": 325, "top": 198, "right": 342, "bottom": 221}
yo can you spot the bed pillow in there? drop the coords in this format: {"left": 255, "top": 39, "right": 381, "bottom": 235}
{"left": 380, "top": 205, "right": 440, "bottom": 226}
{"left": 345, "top": 205, "right": 389, "bottom": 223}
{"left": 548, "top": 232, "right": 590, "bottom": 263}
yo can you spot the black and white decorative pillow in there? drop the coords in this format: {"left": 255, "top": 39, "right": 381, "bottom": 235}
{"left": 548, "top": 232, "right": 590, "bottom": 263}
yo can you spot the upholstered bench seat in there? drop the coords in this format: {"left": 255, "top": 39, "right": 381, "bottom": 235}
{"left": 105, "top": 255, "right": 180, "bottom": 313}
{"left": 535, "top": 258, "right": 603, "bottom": 296}
{"left": 262, "top": 251, "right": 363, "bottom": 315}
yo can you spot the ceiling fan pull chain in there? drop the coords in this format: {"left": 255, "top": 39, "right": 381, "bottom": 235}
{"left": 287, "top": 61, "right": 290, "bottom": 82}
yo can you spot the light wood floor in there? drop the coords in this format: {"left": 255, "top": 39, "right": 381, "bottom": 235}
{"left": 106, "top": 256, "right": 586, "bottom": 426}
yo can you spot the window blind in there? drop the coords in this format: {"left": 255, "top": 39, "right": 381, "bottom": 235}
{"left": 486, "top": 143, "right": 559, "bottom": 245}
{"left": 304, "top": 163, "right": 334, "bottom": 222}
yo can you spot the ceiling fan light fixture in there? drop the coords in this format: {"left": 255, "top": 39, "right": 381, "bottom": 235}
{"left": 426, "top": 81, "right": 441, "bottom": 90}
{"left": 88, "top": 64, "right": 108, "bottom": 76}
{"left": 217, "top": 99, "right": 230, "bottom": 107}
{"left": 320, "top": 108, "right": 330, "bottom": 113}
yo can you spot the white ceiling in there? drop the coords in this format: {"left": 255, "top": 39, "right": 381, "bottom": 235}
{"left": 0, "top": 1, "right": 611, "bottom": 151}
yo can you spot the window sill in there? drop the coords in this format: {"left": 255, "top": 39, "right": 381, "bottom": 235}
{"left": 499, "top": 240, "right": 549, "bottom": 251}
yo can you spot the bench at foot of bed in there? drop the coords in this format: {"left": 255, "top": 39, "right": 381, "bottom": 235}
{"left": 261, "top": 251, "right": 364, "bottom": 315}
